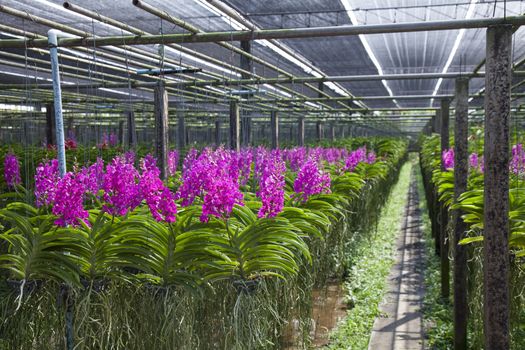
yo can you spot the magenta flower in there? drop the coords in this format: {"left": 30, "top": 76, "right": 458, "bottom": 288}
{"left": 140, "top": 154, "right": 157, "bottom": 173}
{"left": 167, "top": 150, "right": 179, "bottom": 177}
{"left": 177, "top": 149, "right": 213, "bottom": 206}
{"left": 4, "top": 153, "right": 21, "bottom": 188}
{"left": 109, "top": 133, "right": 118, "bottom": 147}
{"left": 102, "top": 157, "right": 142, "bottom": 216}
{"left": 344, "top": 147, "right": 367, "bottom": 172}
{"left": 511, "top": 144, "right": 525, "bottom": 174}
{"left": 237, "top": 149, "right": 253, "bottom": 185}
{"left": 124, "top": 151, "right": 136, "bottom": 165}
{"left": 35, "top": 159, "right": 60, "bottom": 207}
{"left": 257, "top": 153, "right": 286, "bottom": 218}
{"left": 442, "top": 148, "right": 455, "bottom": 170}
{"left": 469, "top": 153, "right": 478, "bottom": 169}
{"left": 79, "top": 158, "right": 104, "bottom": 195}
{"left": 139, "top": 162, "right": 177, "bottom": 223}
{"left": 366, "top": 151, "right": 377, "bottom": 164}
{"left": 52, "top": 171, "right": 89, "bottom": 227}
{"left": 294, "top": 159, "right": 331, "bottom": 201}
{"left": 200, "top": 177, "right": 243, "bottom": 223}
{"left": 282, "top": 147, "right": 307, "bottom": 172}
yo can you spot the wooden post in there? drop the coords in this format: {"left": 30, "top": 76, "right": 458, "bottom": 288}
{"left": 229, "top": 100, "right": 240, "bottom": 152}
{"left": 454, "top": 77, "right": 469, "bottom": 350}
{"left": 45, "top": 103, "right": 56, "bottom": 145}
{"left": 440, "top": 98, "right": 450, "bottom": 300}
{"left": 484, "top": 24, "right": 512, "bottom": 350}
{"left": 118, "top": 120, "right": 125, "bottom": 146}
{"left": 154, "top": 82, "right": 169, "bottom": 179}
{"left": 298, "top": 117, "right": 305, "bottom": 146}
{"left": 330, "top": 123, "right": 336, "bottom": 142}
{"left": 215, "top": 120, "right": 221, "bottom": 145}
{"left": 270, "top": 111, "right": 279, "bottom": 149}
{"left": 177, "top": 106, "right": 186, "bottom": 150}
{"left": 126, "top": 111, "right": 137, "bottom": 149}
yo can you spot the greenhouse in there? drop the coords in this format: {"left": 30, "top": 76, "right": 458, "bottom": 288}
{"left": 1, "top": 0, "right": 525, "bottom": 349}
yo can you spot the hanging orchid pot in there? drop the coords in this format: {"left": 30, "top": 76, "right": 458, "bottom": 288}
{"left": 6, "top": 279, "right": 42, "bottom": 295}
{"left": 233, "top": 276, "right": 261, "bottom": 295}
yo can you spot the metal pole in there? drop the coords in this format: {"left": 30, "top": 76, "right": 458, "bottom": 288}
{"left": 270, "top": 111, "right": 279, "bottom": 149}
{"left": 6, "top": 16, "right": 525, "bottom": 48}
{"left": 3, "top": 71, "right": 525, "bottom": 91}
{"left": 48, "top": 30, "right": 66, "bottom": 177}
{"left": 484, "top": 24, "right": 512, "bottom": 350}
{"left": 440, "top": 98, "right": 450, "bottom": 300}
{"left": 453, "top": 77, "right": 469, "bottom": 350}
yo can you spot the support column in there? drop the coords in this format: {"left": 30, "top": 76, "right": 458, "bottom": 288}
{"left": 154, "top": 82, "right": 169, "bottom": 179}
{"left": 330, "top": 123, "right": 336, "bottom": 142}
{"left": 316, "top": 121, "right": 323, "bottom": 142}
{"left": 484, "top": 24, "right": 512, "bottom": 350}
{"left": 229, "top": 100, "right": 240, "bottom": 152}
{"left": 440, "top": 98, "right": 450, "bottom": 300}
{"left": 48, "top": 30, "right": 66, "bottom": 177}
{"left": 453, "top": 77, "right": 469, "bottom": 350}
{"left": 177, "top": 107, "right": 186, "bottom": 150}
{"left": 215, "top": 120, "right": 221, "bottom": 145}
{"left": 433, "top": 110, "right": 440, "bottom": 133}
{"left": 118, "top": 120, "right": 125, "bottom": 146}
{"left": 126, "top": 111, "right": 137, "bottom": 149}
{"left": 298, "top": 117, "right": 305, "bottom": 146}
{"left": 45, "top": 103, "right": 56, "bottom": 145}
{"left": 270, "top": 111, "right": 279, "bottom": 149}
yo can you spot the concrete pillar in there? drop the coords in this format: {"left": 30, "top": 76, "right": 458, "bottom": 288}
{"left": 453, "top": 77, "right": 469, "bottom": 350}
{"left": 440, "top": 98, "right": 450, "bottom": 300}
{"left": 45, "top": 103, "right": 56, "bottom": 145}
{"left": 177, "top": 107, "right": 186, "bottom": 150}
{"left": 316, "top": 121, "right": 323, "bottom": 142}
{"left": 270, "top": 111, "right": 279, "bottom": 149}
{"left": 154, "top": 82, "right": 169, "bottom": 179}
{"left": 298, "top": 117, "right": 305, "bottom": 146}
{"left": 215, "top": 120, "right": 221, "bottom": 145}
{"left": 229, "top": 100, "right": 240, "bottom": 152}
{"left": 126, "top": 111, "right": 137, "bottom": 149}
{"left": 484, "top": 24, "right": 512, "bottom": 350}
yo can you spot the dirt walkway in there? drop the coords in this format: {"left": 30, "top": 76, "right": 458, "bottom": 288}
{"left": 368, "top": 173, "right": 425, "bottom": 350}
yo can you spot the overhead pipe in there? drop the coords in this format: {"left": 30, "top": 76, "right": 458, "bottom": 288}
{"left": 3, "top": 71, "right": 525, "bottom": 91}
{"left": 3, "top": 15, "right": 525, "bottom": 48}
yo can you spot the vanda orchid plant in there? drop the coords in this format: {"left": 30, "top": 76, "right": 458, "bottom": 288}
{"left": 0, "top": 140, "right": 400, "bottom": 293}
{"left": 0, "top": 138, "right": 407, "bottom": 348}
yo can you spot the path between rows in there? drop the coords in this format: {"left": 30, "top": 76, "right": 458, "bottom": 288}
{"left": 368, "top": 172, "right": 426, "bottom": 350}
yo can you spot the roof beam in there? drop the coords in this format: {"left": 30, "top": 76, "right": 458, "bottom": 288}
{"left": 1, "top": 16, "right": 524, "bottom": 48}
